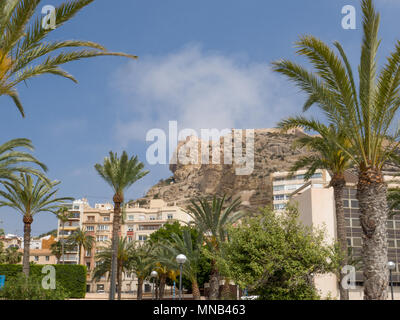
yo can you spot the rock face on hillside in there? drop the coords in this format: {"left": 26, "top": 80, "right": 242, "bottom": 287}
{"left": 140, "top": 128, "right": 316, "bottom": 210}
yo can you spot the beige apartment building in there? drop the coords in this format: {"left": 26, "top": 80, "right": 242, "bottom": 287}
{"left": 286, "top": 170, "right": 400, "bottom": 300}
{"left": 17, "top": 235, "right": 57, "bottom": 265}
{"left": 271, "top": 169, "right": 331, "bottom": 211}
{"left": 58, "top": 198, "right": 191, "bottom": 294}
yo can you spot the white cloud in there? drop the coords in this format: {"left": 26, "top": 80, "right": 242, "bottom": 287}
{"left": 112, "top": 44, "right": 302, "bottom": 145}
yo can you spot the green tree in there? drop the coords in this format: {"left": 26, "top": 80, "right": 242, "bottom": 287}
{"left": 4, "top": 246, "right": 22, "bottom": 264}
{"left": 50, "top": 240, "right": 63, "bottom": 264}
{"left": 0, "top": 173, "right": 72, "bottom": 276}
{"left": 272, "top": 0, "right": 400, "bottom": 299}
{"left": 94, "top": 151, "right": 149, "bottom": 300}
{"left": 129, "top": 241, "right": 155, "bottom": 300}
{"left": 186, "top": 195, "right": 243, "bottom": 300}
{"left": 277, "top": 121, "right": 352, "bottom": 299}
{"left": 224, "top": 206, "right": 339, "bottom": 300}
{"left": 67, "top": 227, "right": 94, "bottom": 265}
{"left": 0, "top": 0, "right": 136, "bottom": 116}
{"left": 38, "top": 229, "right": 57, "bottom": 238}
{"left": 93, "top": 237, "right": 134, "bottom": 300}
{"left": 149, "top": 221, "right": 198, "bottom": 245}
{"left": 159, "top": 229, "right": 203, "bottom": 300}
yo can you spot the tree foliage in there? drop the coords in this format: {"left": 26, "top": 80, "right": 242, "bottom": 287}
{"left": 224, "top": 206, "right": 339, "bottom": 300}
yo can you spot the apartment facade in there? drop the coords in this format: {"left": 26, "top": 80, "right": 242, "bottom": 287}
{"left": 61, "top": 198, "right": 191, "bottom": 294}
{"left": 271, "top": 169, "right": 331, "bottom": 211}
{"left": 288, "top": 170, "right": 400, "bottom": 300}
{"left": 57, "top": 199, "right": 87, "bottom": 264}
{"left": 0, "top": 234, "right": 22, "bottom": 249}
{"left": 17, "top": 235, "right": 57, "bottom": 265}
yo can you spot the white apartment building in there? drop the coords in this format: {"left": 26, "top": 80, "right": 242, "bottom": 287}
{"left": 271, "top": 169, "right": 331, "bottom": 211}
{"left": 57, "top": 198, "right": 87, "bottom": 264}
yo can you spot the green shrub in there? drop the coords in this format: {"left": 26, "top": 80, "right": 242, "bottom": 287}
{"left": 0, "top": 273, "right": 69, "bottom": 300}
{"left": 0, "top": 264, "right": 87, "bottom": 298}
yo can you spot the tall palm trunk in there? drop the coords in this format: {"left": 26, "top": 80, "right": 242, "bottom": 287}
{"left": 109, "top": 193, "right": 123, "bottom": 300}
{"left": 159, "top": 274, "right": 167, "bottom": 299}
{"left": 209, "top": 260, "right": 220, "bottom": 300}
{"left": 61, "top": 221, "right": 65, "bottom": 265}
{"left": 357, "top": 168, "right": 388, "bottom": 300}
{"left": 22, "top": 215, "right": 33, "bottom": 277}
{"left": 192, "top": 279, "right": 201, "bottom": 300}
{"left": 137, "top": 277, "right": 144, "bottom": 300}
{"left": 331, "top": 176, "right": 349, "bottom": 300}
{"left": 78, "top": 244, "right": 82, "bottom": 265}
{"left": 117, "top": 262, "right": 123, "bottom": 300}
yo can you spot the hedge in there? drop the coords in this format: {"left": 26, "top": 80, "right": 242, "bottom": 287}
{"left": 0, "top": 264, "right": 87, "bottom": 298}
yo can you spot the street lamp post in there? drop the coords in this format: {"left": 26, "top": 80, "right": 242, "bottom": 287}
{"left": 388, "top": 261, "right": 396, "bottom": 300}
{"left": 150, "top": 270, "right": 158, "bottom": 300}
{"left": 176, "top": 254, "right": 187, "bottom": 300}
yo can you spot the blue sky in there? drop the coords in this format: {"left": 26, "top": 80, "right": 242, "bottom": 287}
{"left": 1, "top": 0, "right": 399, "bottom": 235}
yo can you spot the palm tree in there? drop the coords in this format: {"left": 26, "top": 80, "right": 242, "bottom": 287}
{"left": 159, "top": 229, "right": 203, "bottom": 300}
{"left": 277, "top": 120, "right": 352, "bottom": 299}
{"left": 93, "top": 237, "right": 134, "bottom": 300}
{"left": 94, "top": 151, "right": 149, "bottom": 300}
{"left": 67, "top": 227, "right": 94, "bottom": 265}
{"left": 129, "top": 242, "right": 155, "bottom": 300}
{"left": 50, "top": 240, "right": 63, "bottom": 264}
{"left": 56, "top": 206, "right": 71, "bottom": 264}
{"left": 6, "top": 246, "right": 23, "bottom": 264}
{"left": 0, "top": 173, "right": 72, "bottom": 276}
{"left": 186, "top": 195, "right": 242, "bottom": 300}
{"left": 0, "top": 138, "right": 48, "bottom": 183}
{"left": 272, "top": 0, "right": 400, "bottom": 300}
{"left": 0, "top": 0, "right": 137, "bottom": 117}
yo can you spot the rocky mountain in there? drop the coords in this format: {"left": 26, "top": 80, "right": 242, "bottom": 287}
{"left": 138, "top": 128, "right": 316, "bottom": 210}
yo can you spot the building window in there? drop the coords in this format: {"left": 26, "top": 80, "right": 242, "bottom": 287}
{"left": 86, "top": 262, "right": 91, "bottom": 269}
{"left": 96, "top": 235, "right": 108, "bottom": 242}
{"left": 150, "top": 216, "right": 156, "bottom": 221}
{"left": 273, "top": 185, "right": 285, "bottom": 192}
{"left": 98, "top": 225, "right": 109, "bottom": 231}
{"left": 86, "top": 226, "right": 94, "bottom": 231}
{"left": 34, "top": 256, "right": 39, "bottom": 261}
{"left": 167, "top": 214, "right": 173, "bottom": 220}
{"left": 128, "top": 215, "right": 134, "bottom": 221}
{"left": 104, "top": 216, "right": 110, "bottom": 222}
{"left": 45, "top": 256, "right": 50, "bottom": 261}
{"left": 273, "top": 195, "right": 286, "bottom": 201}
{"left": 274, "top": 204, "right": 285, "bottom": 210}
{"left": 138, "top": 235, "right": 148, "bottom": 241}
{"left": 87, "top": 216, "right": 95, "bottom": 222}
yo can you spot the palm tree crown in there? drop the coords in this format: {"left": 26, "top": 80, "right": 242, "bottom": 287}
{"left": 0, "top": 0, "right": 137, "bottom": 116}
{"left": 0, "top": 173, "right": 72, "bottom": 276}
{"left": 94, "top": 151, "right": 149, "bottom": 201}
{"left": 0, "top": 173, "right": 72, "bottom": 217}
{"left": 67, "top": 227, "right": 94, "bottom": 265}
{"left": 0, "top": 138, "right": 48, "bottom": 184}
